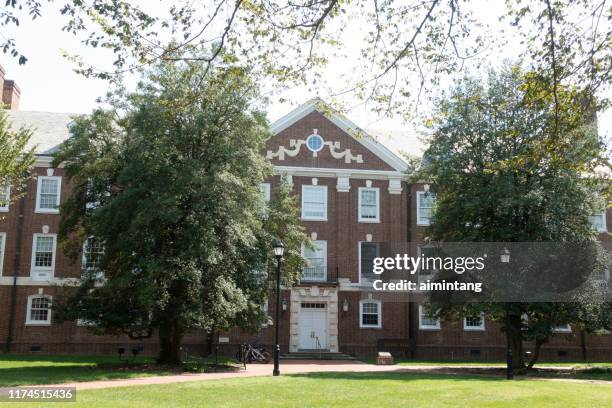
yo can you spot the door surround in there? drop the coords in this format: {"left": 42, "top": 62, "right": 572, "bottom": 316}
{"left": 289, "top": 286, "right": 338, "bottom": 353}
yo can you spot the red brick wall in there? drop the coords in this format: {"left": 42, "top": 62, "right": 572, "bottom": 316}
{"left": 267, "top": 111, "right": 395, "bottom": 171}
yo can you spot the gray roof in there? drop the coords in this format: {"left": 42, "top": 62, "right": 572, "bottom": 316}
{"left": 3, "top": 110, "right": 427, "bottom": 160}
{"left": 366, "top": 129, "right": 427, "bottom": 159}
{"left": 4, "top": 110, "right": 77, "bottom": 155}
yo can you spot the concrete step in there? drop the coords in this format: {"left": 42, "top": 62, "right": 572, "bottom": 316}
{"left": 281, "top": 352, "right": 357, "bottom": 361}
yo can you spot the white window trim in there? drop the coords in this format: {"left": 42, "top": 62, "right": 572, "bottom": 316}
{"left": 463, "top": 313, "right": 486, "bottom": 331}
{"left": 306, "top": 134, "right": 325, "bottom": 152}
{"left": 260, "top": 299, "right": 270, "bottom": 328}
{"left": 0, "top": 232, "right": 5, "bottom": 276}
{"left": 553, "top": 324, "right": 572, "bottom": 333}
{"left": 416, "top": 191, "right": 433, "bottom": 226}
{"left": 81, "top": 238, "right": 105, "bottom": 280}
{"left": 359, "top": 299, "right": 382, "bottom": 328}
{"left": 0, "top": 184, "right": 9, "bottom": 212}
{"left": 358, "top": 241, "right": 380, "bottom": 284}
{"left": 419, "top": 304, "right": 441, "bottom": 330}
{"left": 25, "top": 294, "right": 52, "bottom": 326}
{"left": 301, "top": 185, "right": 328, "bottom": 221}
{"left": 358, "top": 187, "right": 380, "bottom": 223}
{"left": 260, "top": 183, "right": 271, "bottom": 203}
{"left": 35, "top": 176, "right": 62, "bottom": 214}
{"left": 416, "top": 245, "right": 437, "bottom": 281}
{"left": 591, "top": 211, "right": 607, "bottom": 233}
{"left": 301, "top": 240, "right": 327, "bottom": 282}
{"left": 30, "top": 233, "right": 57, "bottom": 280}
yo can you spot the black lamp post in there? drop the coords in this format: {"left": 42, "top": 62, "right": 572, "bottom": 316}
{"left": 272, "top": 240, "right": 285, "bottom": 376}
{"left": 500, "top": 248, "right": 513, "bottom": 380}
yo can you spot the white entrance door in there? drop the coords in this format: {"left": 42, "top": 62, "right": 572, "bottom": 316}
{"left": 298, "top": 303, "right": 328, "bottom": 350}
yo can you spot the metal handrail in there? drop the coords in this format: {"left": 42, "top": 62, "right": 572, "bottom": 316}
{"left": 315, "top": 336, "right": 322, "bottom": 360}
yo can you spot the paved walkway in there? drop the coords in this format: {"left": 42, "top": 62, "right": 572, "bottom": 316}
{"left": 44, "top": 361, "right": 611, "bottom": 390}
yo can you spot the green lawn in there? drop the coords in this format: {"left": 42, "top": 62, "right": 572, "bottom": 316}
{"left": 0, "top": 354, "right": 174, "bottom": 386}
{"left": 360, "top": 357, "right": 612, "bottom": 368}
{"left": 12, "top": 372, "right": 612, "bottom": 408}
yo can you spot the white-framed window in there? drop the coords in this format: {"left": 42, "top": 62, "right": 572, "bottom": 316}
{"left": 301, "top": 240, "right": 327, "bottom": 281}
{"left": 360, "top": 299, "right": 382, "bottom": 328}
{"left": 0, "top": 183, "right": 9, "bottom": 212}
{"left": 0, "top": 232, "right": 6, "bottom": 276}
{"left": 419, "top": 304, "right": 441, "bottom": 330}
{"left": 463, "top": 313, "right": 485, "bottom": 331}
{"left": 358, "top": 187, "right": 380, "bottom": 222}
{"left": 417, "top": 191, "right": 435, "bottom": 226}
{"left": 77, "top": 318, "right": 97, "bottom": 327}
{"left": 82, "top": 238, "right": 105, "bottom": 279}
{"left": 26, "top": 294, "right": 52, "bottom": 325}
{"left": 306, "top": 134, "right": 325, "bottom": 152}
{"left": 417, "top": 244, "right": 440, "bottom": 282}
{"left": 301, "top": 185, "right": 327, "bottom": 220}
{"left": 589, "top": 212, "right": 607, "bottom": 233}
{"left": 35, "top": 176, "right": 61, "bottom": 213}
{"left": 30, "top": 234, "right": 57, "bottom": 281}
{"left": 260, "top": 183, "right": 271, "bottom": 204}
{"left": 359, "top": 241, "right": 380, "bottom": 283}
{"left": 553, "top": 324, "right": 572, "bottom": 333}
{"left": 593, "top": 269, "right": 610, "bottom": 289}
{"left": 261, "top": 299, "right": 270, "bottom": 328}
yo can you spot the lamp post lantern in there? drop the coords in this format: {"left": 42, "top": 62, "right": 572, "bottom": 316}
{"left": 500, "top": 248, "right": 513, "bottom": 380}
{"left": 272, "top": 240, "right": 285, "bottom": 376}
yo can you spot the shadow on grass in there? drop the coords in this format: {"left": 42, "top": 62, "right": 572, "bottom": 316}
{"left": 0, "top": 355, "right": 173, "bottom": 387}
{"left": 285, "top": 371, "right": 503, "bottom": 382}
{"left": 287, "top": 369, "right": 611, "bottom": 383}
{"left": 0, "top": 354, "right": 154, "bottom": 364}
{"left": 0, "top": 365, "right": 176, "bottom": 387}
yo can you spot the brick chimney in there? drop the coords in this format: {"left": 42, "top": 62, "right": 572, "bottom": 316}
{"left": 2, "top": 79, "right": 20, "bottom": 110}
{"left": 0, "top": 65, "right": 5, "bottom": 100}
{"left": 0, "top": 65, "right": 20, "bottom": 110}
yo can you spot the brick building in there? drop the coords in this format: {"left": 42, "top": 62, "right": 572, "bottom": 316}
{"left": 0, "top": 78, "right": 610, "bottom": 360}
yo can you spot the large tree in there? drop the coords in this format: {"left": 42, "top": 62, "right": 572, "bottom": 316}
{"left": 0, "top": 110, "right": 34, "bottom": 210}
{"left": 2, "top": 1, "right": 610, "bottom": 118}
{"left": 52, "top": 59, "right": 310, "bottom": 364}
{"left": 418, "top": 66, "right": 610, "bottom": 369}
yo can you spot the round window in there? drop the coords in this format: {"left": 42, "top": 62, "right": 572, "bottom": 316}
{"left": 306, "top": 134, "right": 324, "bottom": 152}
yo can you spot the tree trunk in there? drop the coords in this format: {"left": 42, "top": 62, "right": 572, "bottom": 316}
{"left": 205, "top": 330, "right": 214, "bottom": 357}
{"left": 158, "top": 321, "right": 184, "bottom": 365}
{"left": 527, "top": 337, "right": 548, "bottom": 369}
{"left": 580, "top": 330, "right": 587, "bottom": 362}
{"left": 507, "top": 311, "right": 525, "bottom": 370}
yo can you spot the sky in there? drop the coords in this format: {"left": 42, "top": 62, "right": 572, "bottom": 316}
{"left": 1, "top": 1, "right": 610, "bottom": 153}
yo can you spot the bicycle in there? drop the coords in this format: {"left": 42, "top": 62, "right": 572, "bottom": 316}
{"left": 236, "top": 343, "right": 271, "bottom": 363}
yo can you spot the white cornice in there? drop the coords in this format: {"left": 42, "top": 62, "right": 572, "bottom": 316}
{"left": 273, "top": 165, "right": 406, "bottom": 180}
{"left": 0, "top": 276, "right": 79, "bottom": 286}
{"left": 35, "top": 155, "right": 64, "bottom": 168}
{"left": 269, "top": 98, "right": 409, "bottom": 172}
